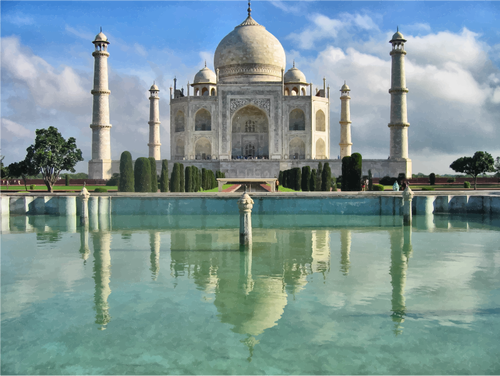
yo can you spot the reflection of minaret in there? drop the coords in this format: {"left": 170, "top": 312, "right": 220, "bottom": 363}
{"left": 92, "top": 231, "right": 112, "bottom": 330}
{"left": 340, "top": 229, "right": 351, "bottom": 276}
{"left": 150, "top": 231, "right": 161, "bottom": 280}
{"left": 79, "top": 226, "right": 90, "bottom": 262}
{"left": 240, "top": 246, "right": 254, "bottom": 295}
{"left": 311, "top": 230, "right": 331, "bottom": 276}
{"left": 389, "top": 228, "right": 409, "bottom": 335}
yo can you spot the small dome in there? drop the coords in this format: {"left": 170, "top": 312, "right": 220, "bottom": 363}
{"left": 340, "top": 82, "right": 350, "bottom": 91}
{"left": 390, "top": 30, "right": 406, "bottom": 42}
{"left": 94, "top": 31, "right": 108, "bottom": 42}
{"left": 150, "top": 83, "right": 159, "bottom": 91}
{"left": 193, "top": 66, "right": 216, "bottom": 84}
{"left": 284, "top": 65, "right": 306, "bottom": 84}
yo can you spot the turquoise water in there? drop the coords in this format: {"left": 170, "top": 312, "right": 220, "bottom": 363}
{"left": 1, "top": 214, "right": 500, "bottom": 375}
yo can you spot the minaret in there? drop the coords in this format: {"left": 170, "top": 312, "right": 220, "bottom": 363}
{"left": 339, "top": 82, "right": 352, "bottom": 159}
{"left": 388, "top": 29, "right": 410, "bottom": 160}
{"left": 148, "top": 83, "right": 161, "bottom": 160}
{"left": 89, "top": 29, "right": 112, "bottom": 179}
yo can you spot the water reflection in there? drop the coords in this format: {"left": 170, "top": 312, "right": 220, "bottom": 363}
{"left": 92, "top": 231, "right": 112, "bottom": 330}
{"left": 149, "top": 231, "right": 161, "bottom": 280}
{"left": 389, "top": 226, "right": 412, "bottom": 336}
{"left": 340, "top": 229, "right": 351, "bottom": 276}
{"left": 79, "top": 226, "right": 90, "bottom": 262}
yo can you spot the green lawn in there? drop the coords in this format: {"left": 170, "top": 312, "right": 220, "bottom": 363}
{"left": 1, "top": 185, "right": 117, "bottom": 192}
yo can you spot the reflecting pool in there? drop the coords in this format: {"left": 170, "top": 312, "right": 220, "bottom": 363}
{"left": 1, "top": 214, "right": 500, "bottom": 374}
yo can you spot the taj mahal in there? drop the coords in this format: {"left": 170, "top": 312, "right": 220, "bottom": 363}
{"left": 88, "top": 4, "right": 411, "bottom": 179}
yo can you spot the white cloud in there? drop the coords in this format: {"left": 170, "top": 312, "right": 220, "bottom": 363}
{"left": 65, "top": 25, "right": 94, "bottom": 41}
{"left": 1, "top": 118, "right": 32, "bottom": 142}
{"left": 6, "top": 13, "right": 34, "bottom": 26}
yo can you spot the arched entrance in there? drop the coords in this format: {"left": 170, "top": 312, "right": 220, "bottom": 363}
{"left": 231, "top": 105, "right": 269, "bottom": 159}
{"left": 316, "top": 138, "right": 326, "bottom": 159}
{"left": 289, "top": 138, "right": 305, "bottom": 159}
{"left": 195, "top": 138, "right": 211, "bottom": 160}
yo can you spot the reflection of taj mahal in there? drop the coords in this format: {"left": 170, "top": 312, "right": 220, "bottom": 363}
{"left": 88, "top": 4, "right": 411, "bottom": 179}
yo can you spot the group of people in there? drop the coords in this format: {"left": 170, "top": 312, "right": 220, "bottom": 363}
{"left": 2, "top": 180, "right": 21, "bottom": 186}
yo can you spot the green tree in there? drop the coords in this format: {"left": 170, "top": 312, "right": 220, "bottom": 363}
{"left": 429, "top": 173, "right": 436, "bottom": 185}
{"left": 170, "top": 163, "right": 181, "bottom": 192}
{"left": 149, "top": 157, "right": 158, "bottom": 192}
{"left": 202, "top": 168, "right": 208, "bottom": 190}
{"left": 65, "top": 174, "right": 70, "bottom": 186}
{"left": 317, "top": 162, "right": 323, "bottom": 191}
{"left": 119, "top": 151, "right": 134, "bottom": 192}
{"left": 293, "top": 167, "right": 301, "bottom": 191}
{"left": 134, "top": 157, "right": 151, "bottom": 192}
{"left": 159, "top": 160, "right": 169, "bottom": 192}
{"left": 368, "top": 169, "right": 373, "bottom": 191}
{"left": 450, "top": 151, "right": 495, "bottom": 190}
{"left": 310, "top": 169, "right": 317, "bottom": 191}
{"left": 350, "top": 153, "right": 362, "bottom": 191}
{"left": 301, "top": 166, "right": 311, "bottom": 191}
{"left": 24, "top": 126, "right": 83, "bottom": 192}
{"left": 8, "top": 160, "right": 37, "bottom": 191}
{"left": 278, "top": 170, "right": 283, "bottom": 188}
{"left": 185, "top": 166, "right": 192, "bottom": 192}
{"left": 322, "top": 163, "right": 332, "bottom": 191}
{"left": 180, "top": 163, "right": 185, "bottom": 192}
{"left": 341, "top": 156, "right": 351, "bottom": 191}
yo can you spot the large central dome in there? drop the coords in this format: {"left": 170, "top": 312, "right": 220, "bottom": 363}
{"left": 214, "top": 15, "right": 286, "bottom": 83}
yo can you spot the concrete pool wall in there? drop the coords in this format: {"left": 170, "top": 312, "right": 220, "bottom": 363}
{"left": 2, "top": 191, "right": 499, "bottom": 217}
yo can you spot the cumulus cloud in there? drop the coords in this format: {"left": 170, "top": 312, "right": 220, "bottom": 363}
{"left": 1, "top": 118, "right": 32, "bottom": 142}
{"left": 291, "top": 13, "right": 500, "bottom": 173}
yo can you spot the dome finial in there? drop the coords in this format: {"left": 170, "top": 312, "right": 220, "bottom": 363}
{"left": 204, "top": 60, "right": 207, "bottom": 68}
{"left": 293, "top": 60, "right": 295, "bottom": 68}
{"left": 397, "top": 25, "right": 399, "bottom": 32}
{"left": 247, "top": 0, "right": 251, "bottom": 17}
{"left": 100, "top": 26, "right": 102, "bottom": 33}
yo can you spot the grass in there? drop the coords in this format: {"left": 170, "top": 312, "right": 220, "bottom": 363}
{"left": 200, "top": 184, "right": 233, "bottom": 193}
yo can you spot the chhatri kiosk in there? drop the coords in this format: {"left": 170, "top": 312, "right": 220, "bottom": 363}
{"left": 88, "top": 4, "right": 411, "bottom": 179}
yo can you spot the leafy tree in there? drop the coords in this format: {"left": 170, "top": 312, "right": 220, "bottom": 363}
{"left": 8, "top": 160, "right": 37, "bottom": 191}
{"left": 159, "top": 160, "right": 169, "bottom": 192}
{"left": 149, "top": 158, "right": 158, "bottom": 193}
{"left": 301, "top": 166, "right": 311, "bottom": 192}
{"left": 321, "top": 163, "right": 332, "bottom": 191}
{"left": 450, "top": 151, "right": 495, "bottom": 190}
{"left": 134, "top": 157, "right": 151, "bottom": 192}
{"left": 106, "top": 173, "right": 120, "bottom": 186}
{"left": 24, "top": 126, "right": 83, "bottom": 192}
{"left": 310, "top": 169, "right": 317, "bottom": 191}
{"left": 119, "top": 151, "right": 134, "bottom": 192}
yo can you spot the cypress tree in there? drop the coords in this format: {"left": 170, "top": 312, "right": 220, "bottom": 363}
{"left": 119, "top": 151, "right": 134, "bottom": 192}
{"left": 134, "top": 157, "right": 151, "bottom": 192}
{"left": 278, "top": 171, "right": 283, "bottom": 187}
{"left": 301, "top": 166, "right": 311, "bottom": 191}
{"left": 293, "top": 167, "right": 301, "bottom": 191}
{"left": 197, "top": 168, "right": 202, "bottom": 192}
{"left": 184, "top": 166, "right": 191, "bottom": 192}
{"left": 211, "top": 170, "right": 217, "bottom": 189}
{"left": 65, "top": 174, "right": 70, "bottom": 186}
{"left": 310, "top": 169, "right": 317, "bottom": 191}
{"left": 202, "top": 168, "right": 207, "bottom": 190}
{"left": 180, "top": 163, "right": 185, "bottom": 192}
{"left": 149, "top": 157, "right": 158, "bottom": 192}
{"left": 322, "top": 163, "right": 332, "bottom": 191}
{"left": 368, "top": 169, "right": 373, "bottom": 191}
{"left": 317, "top": 162, "right": 323, "bottom": 191}
{"left": 331, "top": 175, "right": 337, "bottom": 191}
{"left": 341, "top": 156, "right": 351, "bottom": 192}
{"left": 160, "top": 160, "right": 169, "bottom": 192}
{"left": 351, "top": 153, "right": 362, "bottom": 191}
{"left": 429, "top": 173, "right": 436, "bottom": 185}
{"left": 170, "top": 163, "right": 180, "bottom": 192}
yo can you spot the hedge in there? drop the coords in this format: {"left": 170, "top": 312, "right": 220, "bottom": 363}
{"left": 149, "top": 157, "right": 158, "bottom": 193}
{"left": 301, "top": 166, "right": 311, "bottom": 192}
{"left": 159, "top": 160, "right": 168, "bottom": 192}
{"left": 119, "top": 151, "right": 134, "bottom": 192}
{"left": 372, "top": 184, "right": 385, "bottom": 191}
{"left": 134, "top": 157, "right": 151, "bottom": 192}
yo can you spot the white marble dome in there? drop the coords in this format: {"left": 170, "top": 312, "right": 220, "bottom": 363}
{"left": 391, "top": 30, "right": 406, "bottom": 42}
{"left": 94, "top": 31, "right": 108, "bottom": 42}
{"left": 150, "top": 83, "right": 159, "bottom": 91}
{"left": 193, "top": 66, "right": 216, "bottom": 84}
{"left": 284, "top": 65, "right": 306, "bottom": 84}
{"left": 214, "top": 15, "right": 286, "bottom": 83}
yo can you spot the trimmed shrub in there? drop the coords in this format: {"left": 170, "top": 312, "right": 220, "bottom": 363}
{"left": 321, "top": 163, "right": 332, "bottom": 191}
{"left": 310, "top": 169, "right": 316, "bottom": 191}
{"left": 317, "top": 162, "right": 323, "bottom": 190}
{"left": 134, "top": 157, "right": 151, "bottom": 192}
{"left": 350, "top": 153, "right": 362, "bottom": 191}
{"left": 106, "top": 173, "right": 120, "bottom": 186}
{"left": 159, "top": 160, "right": 169, "bottom": 192}
{"left": 170, "top": 163, "right": 181, "bottom": 192}
{"left": 185, "top": 166, "right": 192, "bottom": 192}
{"left": 211, "top": 170, "right": 217, "bottom": 189}
{"left": 293, "top": 167, "right": 301, "bottom": 191}
{"left": 301, "top": 166, "right": 311, "bottom": 192}
{"left": 422, "top": 186, "right": 435, "bottom": 191}
{"left": 341, "top": 156, "right": 351, "bottom": 191}
{"left": 179, "top": 163, "right": 185, "bottom": 192}
{"left": 331, "top": 176, "right": 337, "bottom": 191}
{"left": 368, "top": 169, "right": 373, "bottom": 191}
{"left": 429, "top": 173, "right": 436, "bottom": 185}
{"left": 380, "top": 176, "right": 397, "bottom": 186}
{"left": 65, "top": 174, "right": 70, "bottom": 186}
{"left": 202, "top": 168, "right": 207, "bottom": 190}
{"left": 94, "top": 187, "right": 108, "bottom": 193}
{"left": 447, "top": 177, "right": 456, "bottom": 183}
{"left": 30, "top": 184, "right": 36, "bottom": 190}
{"left": 464, "top": 181, "right": 471, "bottom": 189}
{"left": 336, "top": 182, "right": 341, "bottom": 189}
{"left": 372, "top": 184, "right": 385, "bottom": 191}
{"left": 149, "top": 158, "right": 158, "bottom": 192}
{"left": 119, "top": 151, "right": 134, "bottom": 192}
{"left": 278, "top": 171, "right": 284, "bottom": 187}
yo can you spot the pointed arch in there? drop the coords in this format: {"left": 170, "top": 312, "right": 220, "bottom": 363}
{"left": 316, "top": 110, "right": 325, "bottom": 132}
{"left": 289, "top": 138, "right": 305, "bottom": 160}
{"left": 231, "top": 105, "right": 269, "bottom": 158}
{"left": 175, "top": 138, "right": 185, "bottom": 159}
{"left": 175, "top": 111, "right": 185, "bottom": 132}
{"left": 195, "top": 108, "right": 211, "bottom": 131}
{"left": 316, "top": 138, "right": 326, "bottom": 159}
{"left": 195, "top": 137, "right": 211, "bottom": 160}
{"left": 289, "top": 109, "right": 305, "bottom": 131}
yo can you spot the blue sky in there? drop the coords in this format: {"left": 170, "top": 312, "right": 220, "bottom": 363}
{"left": 2, "top": 1, "right": 500, "bottom": 174}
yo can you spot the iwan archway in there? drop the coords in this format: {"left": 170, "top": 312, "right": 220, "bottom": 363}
{"left": 231, "top": 105, "right": 269, "bottom": 159}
